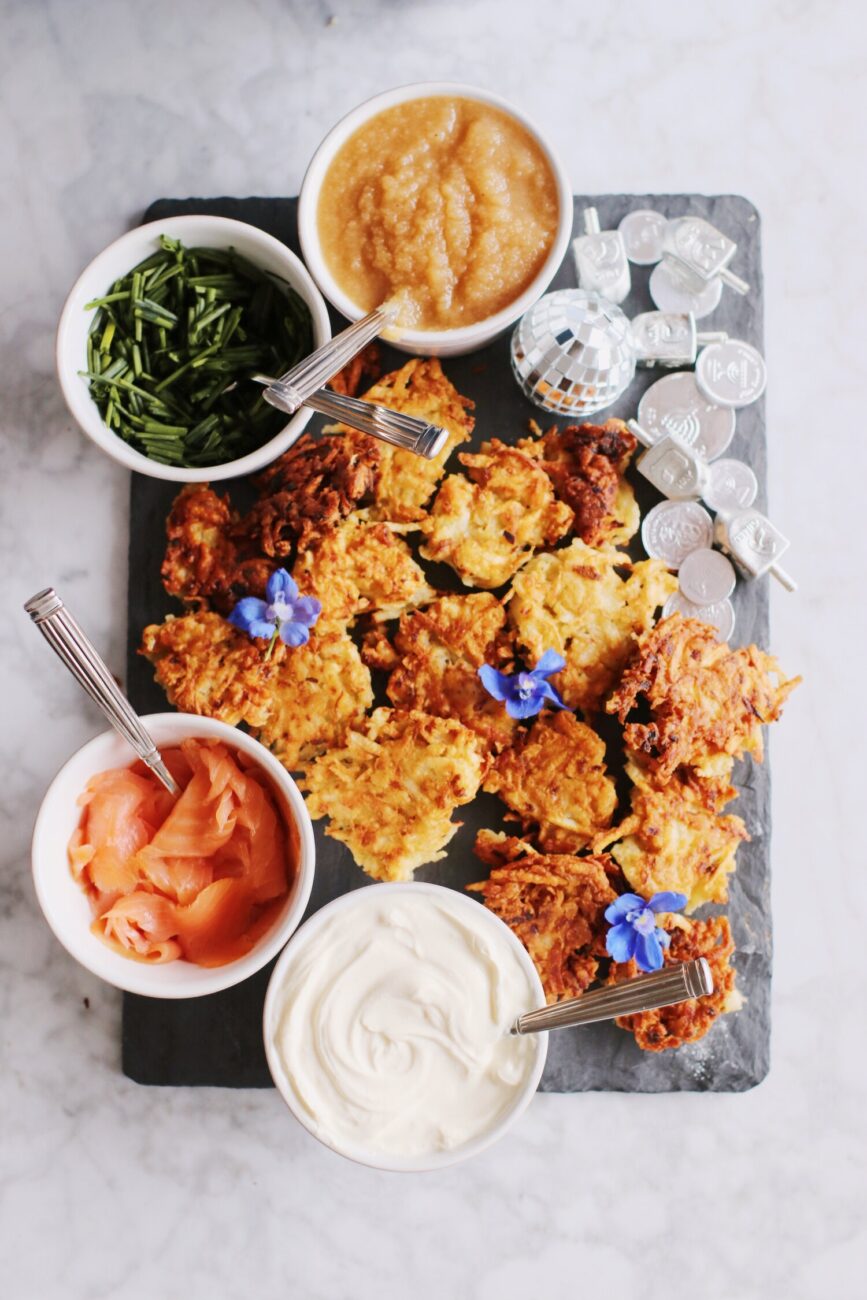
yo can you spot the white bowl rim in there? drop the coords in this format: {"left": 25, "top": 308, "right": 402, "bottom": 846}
{"left": 55, "top": 213, "right": 332, "bottom": 483}
{"left": 31, "top": 712, "right": 315, "bottom": 997}
{"left": 297, "top": 80, "right": 573, "bottom": 348}
{"left": 262, "top": 879, "right": 548, "bottom": 1172}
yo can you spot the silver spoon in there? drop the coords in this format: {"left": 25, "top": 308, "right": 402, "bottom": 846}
{"left": 275, "top": 385, "right": 448, "bottom": 459}
{"left": 256, "top": 303, "right": 398, "bottom": 413}
{"left": 250, "top": 303, "right": 449, "bottom": 460}
{"left": 24, "top": 588, "right": 179, "bottom": 795}
{"left": 512, "top": 957, "right": 713, "bottom": 1034}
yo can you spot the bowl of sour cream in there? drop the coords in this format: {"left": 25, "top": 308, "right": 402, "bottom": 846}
{"left": 262, "top": 882, "right": 547, "bottom": 1171}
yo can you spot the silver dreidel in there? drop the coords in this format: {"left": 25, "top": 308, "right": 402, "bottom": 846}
{"left": 572, "top": 207, "right": 631, "bottom": 305}
{"left": 630, "top": 311, "right": 727, "bottom": 368}
{"left": 713, "top": 508, "right": 797, "bottom": 591}
{"left": 661, "top": 216, "right": 750, "bottom": 296}
{"left": 628, "top": 419, "right": 709, "bottom": 500}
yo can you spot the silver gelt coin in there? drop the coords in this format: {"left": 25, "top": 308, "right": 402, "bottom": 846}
{"left": 641, "top": 499, "right": 714, "bottom": 569}
{"left": 637, "top": 371, "right": 736, "bottom": 461}
{"left": 695, "top": 339, "right": 767, "bottom": 408}
{"left": 648, "top": 257, "right": 723, "bottom": 320}
{"left": 618, "top": 209, "right": 667, "bottom": 265}
{"left": 678, "top": 547, "right": 737, "bottom": 605}
{"left": 703, "top": 458, "right": 759, "bottom": 513}
{"left": 662, "top": 591, "right": 736, "bottom": 642}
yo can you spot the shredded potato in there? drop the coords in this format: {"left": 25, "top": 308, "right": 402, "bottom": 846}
{"left": 301, "top": 709, "right": 487, "bottom": 881}
{"left": 420, "top": 439, "right": 573, "bottom": 588}
{"left": 508, "top": 539, "right": 677, "bottom": 712}
{"left": 485, "top": 710, "right": 617, "bottom": 852}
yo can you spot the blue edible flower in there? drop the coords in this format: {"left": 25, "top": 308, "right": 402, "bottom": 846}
{"left": 604, "top": 891, "right": 688, "bottom": 973}
{"left": 478, "top": 650, "right": 569, "bottom": 720}
{"left": 229, "top": 568, "right": 321, "bottom": 656}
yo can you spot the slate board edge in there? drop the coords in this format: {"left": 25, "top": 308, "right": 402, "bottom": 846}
{"left": 123, "top": 194, "right": 771, "bottom": 1094}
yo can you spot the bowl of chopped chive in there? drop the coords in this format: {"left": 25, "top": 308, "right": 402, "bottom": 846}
{"left": 56, "top": 215, "right": 331, "bottom": 481}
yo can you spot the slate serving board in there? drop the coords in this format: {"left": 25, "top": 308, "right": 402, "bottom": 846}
{"left": 124, "top": 194, "right": 769, "bottom": 1092}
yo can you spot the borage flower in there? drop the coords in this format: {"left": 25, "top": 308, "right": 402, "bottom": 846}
{"left": 478, "top": 650, "right": 569, "bottom": 720}
{"left": 604, "top": 891, "right": 688, "bottom": 973}
{"left": 229, "top": 568, "right": 321, "bottom": 658}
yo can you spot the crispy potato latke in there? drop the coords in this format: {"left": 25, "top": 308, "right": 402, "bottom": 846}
{"left": 469, "top": 830, "right": 618, "bottom": 1003}
{"left": 508, "top": 540, "right": 677, "bottom": 713}
{"left": 301, "top": 708, "right": 487, "bottom": 881}
{"left": 595, "top": 762, "right": 748, "bottom": 912}
{"left": 607, "top": 614, "right": 801, "bottom": 782}
{"left": 161, "top": 485, "right": 272, "bottom": 613}
{"left": 485, "top": 711, "right": 617, "bottom": 852}
{"left": 254, "top": 627, "right": 373, "bottom": 770}
{"left": 420, "top": 439, "right": 573, "bottom": 588}
{"left": 519, "top": 419, "right": 640, "bottom": 547}
{"left": 139, "top": 612, "right": 276, "bottom": 730}
{"left": 249, "top": 429, "right": 381, "bottom": 556}
{"left": 609, "top": 915, "right": 741, "bottom": 1051}
{"left": 380, "top": 592, "right": 518, "bottom": 750}
{"left": 293, "top": 515, "right": 436, "bottom": 627}
{"left": 340, "top": 358, "right": 474, "bottom": 522}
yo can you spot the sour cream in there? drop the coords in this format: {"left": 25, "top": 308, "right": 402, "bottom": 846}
{"left": 267, "top": 886, "right": 542, "bottom": 1164}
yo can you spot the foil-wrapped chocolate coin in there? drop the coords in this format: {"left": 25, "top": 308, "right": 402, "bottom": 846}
{"left": 618, "top": 209, "right": 667, "bottom": 265}
{"left": 641, "top": 499, "right": 714, "bottom": 569}
{"left": 677, "top": 547, "right": 737, "bottom": 605}
{"left": 703, "top": 458, "right": 759, "bottom": 513}
{"left": 662, "top": 591, "right": 736, "bottom": 641}
{"left": 649, "top": 257, "right": 723, "bottom": 320}
{"left": 637, "top": 372, "right": 736, "bottom": 460}
{"left": 695, "top": 339, "right": 767, "bottom": 408}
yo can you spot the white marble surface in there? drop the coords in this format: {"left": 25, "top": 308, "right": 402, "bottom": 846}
{"left": 1, "top": 0, "right": 865, "bottom": 1295}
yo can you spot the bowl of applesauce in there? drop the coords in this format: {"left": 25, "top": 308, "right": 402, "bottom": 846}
{"left": 298, "top": 83, "right": 573, "bottom": 357}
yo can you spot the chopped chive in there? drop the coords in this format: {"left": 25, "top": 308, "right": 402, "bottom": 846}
{"left": 83, "top": 234, "right": 312, "bottom": 467}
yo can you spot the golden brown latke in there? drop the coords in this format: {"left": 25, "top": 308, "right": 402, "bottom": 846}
{"left": 293, "top": 514, "right": 435, "bottom": 628}
{"left": 595, "top": 761, "right": 748, "bottom": 912}
{"left": 508, "top": 540, "right": 677, "bottom": 713}
{"left": 469, "top": 830, "right": 618, "bottom": 1003}
{"left": 377, "top": 592, "right": 518, "bottom": 751}
{"left": 301, "top": 708, "right": 487, "bottom": 881}
{"left": 139, "top": 611, "right": 277, "bottom": 730}
{"left": 485, "top": 711, "right": 617, "bottom": 852}
{"left": 420, "top": 439, "right": 573, "bottom": 588}
{"left": 607, "top": 614, "right": 801, "bottom": 783}
{"left": 160, "top": 485, "right": 272, "bottom": 614}
{"left": 519, "top": 419, "right": 640, "bottom": 547}
{"left": 608, "top": 915, "right": 741, "bottom": 1051}
{"left": 248, "top": 428, "right": 381, "bottom": 556}
{"left": 254, "top": 627, "right": 373, "bottom": 770}
{"left": 333, "top": 358, "right": 474, "bottom": 522}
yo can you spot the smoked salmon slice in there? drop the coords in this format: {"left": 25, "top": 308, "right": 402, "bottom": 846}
{"left": 69, "top": 739, "right": 293, "bottom": 967}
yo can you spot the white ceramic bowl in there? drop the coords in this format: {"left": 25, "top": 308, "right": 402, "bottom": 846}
{"left": 263, "top": 881, "right": 548, "bottom": 1171}
{"left": 31, "top": 713, "right": 315, "bottom": 997}
{"left": 56, "top": 214, "right": 332, "bottom": 483}
{"left": 298, "top": 82, "right": 573, "bottom": 358}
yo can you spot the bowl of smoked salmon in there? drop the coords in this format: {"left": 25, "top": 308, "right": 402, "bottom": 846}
{"left": 31, "top": 713, "right": 315, "bottom": 997}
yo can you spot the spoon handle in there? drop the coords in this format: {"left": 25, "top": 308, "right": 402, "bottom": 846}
{"left": 23, "top": 588, "right": 179, "bottom": 795}
{"left": 301, "top": 388, "right": 449, "bottom": 459}
{"left": 257, "top": 304, "right": 397, "bottom": 412}
{"left": 513, "top": 958, "right": 713, "bottom": 1035}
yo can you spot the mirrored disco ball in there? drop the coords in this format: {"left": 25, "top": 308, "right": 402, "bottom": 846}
{"left": 510, "top": 289, "right": 636, "bottom": 417}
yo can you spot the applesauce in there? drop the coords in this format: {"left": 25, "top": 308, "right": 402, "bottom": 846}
{"left": 316, "top": 96, "right": 560, "bottom": 331}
